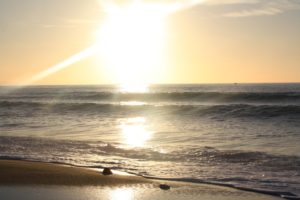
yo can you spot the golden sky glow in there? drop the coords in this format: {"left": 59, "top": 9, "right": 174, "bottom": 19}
{"left": 0, "top": 0, "right": 300, "bottom": 85}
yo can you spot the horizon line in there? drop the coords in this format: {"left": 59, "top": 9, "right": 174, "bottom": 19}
{"left": 1, "top": 82, "right": 300, "bottom": 87}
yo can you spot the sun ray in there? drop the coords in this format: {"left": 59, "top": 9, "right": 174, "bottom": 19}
{"left": 24, "top": 46, "right": 96, "bottom": 85}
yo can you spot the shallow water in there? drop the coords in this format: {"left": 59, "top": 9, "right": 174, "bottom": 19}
{"left": 0, "top": 185, "right": 283, "bottom": 200}
{"left": 0, "top": 84, "right": 299, "bottom": 196}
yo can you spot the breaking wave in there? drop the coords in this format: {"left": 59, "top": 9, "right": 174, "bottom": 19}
{"left": 1, "top": 100, "right": 300, "bottom": 118}
{"left": 3, "top": 91, "right": 300, "bottom": 104}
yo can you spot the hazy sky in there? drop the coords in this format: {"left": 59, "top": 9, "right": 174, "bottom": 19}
{"left": 0, "top": 0, "right": 299, "bottom": 85}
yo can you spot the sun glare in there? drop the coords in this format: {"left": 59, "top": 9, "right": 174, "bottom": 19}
{"left": 110, "top": 188, "right": 134, "bottom": 200}
{"left": 120, "top": 117, "right": 152, "bottom": 147}
{"left": 96, "top": 2, "right": 167, "bottom": 90}
{"left": 120, "top": 83, "right": 149, "bottom": 93}
{"left": 19, "top": 1, "right": 208, "bottom": 86}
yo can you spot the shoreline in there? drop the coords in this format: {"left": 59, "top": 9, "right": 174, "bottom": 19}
{"left": 0, "top": 159, "right": 286, "bottom": 200}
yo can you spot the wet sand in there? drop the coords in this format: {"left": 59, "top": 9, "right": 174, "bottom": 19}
{"left": 0, "top": 160, "right": 283, "bottom": 200}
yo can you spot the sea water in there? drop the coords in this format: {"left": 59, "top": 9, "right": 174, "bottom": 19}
{"left": 0, "top": 84, "right": 299, "bottom": 197}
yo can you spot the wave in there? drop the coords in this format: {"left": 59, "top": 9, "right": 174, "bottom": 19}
{"left": 1, "top": 136, "right": 299, "bottom": 171}
{"left": 2, "top": 91, "right": 300, "bottom": 103}
{"left": 1, "top": 100, "right": 300, "bottom": 118}
{"left": 174, "top": 147, "right": 300, "bottom": 170}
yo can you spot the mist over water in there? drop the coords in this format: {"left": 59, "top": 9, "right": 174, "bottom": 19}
{"left": 0, "top": 84, "right": 300, "bottom": 197}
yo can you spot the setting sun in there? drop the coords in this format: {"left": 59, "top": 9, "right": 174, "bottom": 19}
{"left": 96, "top": 2, "right": 167, "bottom": 88}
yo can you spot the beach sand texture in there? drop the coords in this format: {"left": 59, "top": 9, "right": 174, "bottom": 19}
{"left": 0, "top": 160, "right": 283, "bottom": 200}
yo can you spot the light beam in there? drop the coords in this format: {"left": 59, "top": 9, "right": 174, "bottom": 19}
{"left": 24, "top": 46, "right": 96, "bottom": 85}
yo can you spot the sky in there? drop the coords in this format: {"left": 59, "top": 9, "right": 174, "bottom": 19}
{"left": 0, "top": 0, "right": 299, "bottom": 85}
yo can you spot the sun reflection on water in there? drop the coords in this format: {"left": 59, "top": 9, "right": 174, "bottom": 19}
{"left": 110, "top": 188, "right": 134, "bottom": 200}
{"left": 120, "top": 101, "right": 146, "bottom": 106}
{"left": 119, "top": 83, "right": 149, "bottom": 93}
{"left": 120, "top": 117, "right": 152, "bottom": 148}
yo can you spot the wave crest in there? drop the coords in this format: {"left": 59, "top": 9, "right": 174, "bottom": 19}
{"left": 1, "top": 100, "right": 299, "bottom": 118}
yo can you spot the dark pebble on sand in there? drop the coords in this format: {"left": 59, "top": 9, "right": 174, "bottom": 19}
{"left": 102, "top": 168, "right": 113, "bottom": 175}
{"left": 159, "top": 184, "right": 171, "bottom": 190}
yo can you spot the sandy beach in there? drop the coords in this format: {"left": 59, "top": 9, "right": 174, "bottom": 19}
{"left": 0, "top": 160, "right": 284, "bottom": 200}
{"left": 0, "top": 160, "right": 150, "bottom": 186}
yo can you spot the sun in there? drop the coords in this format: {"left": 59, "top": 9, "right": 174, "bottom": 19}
{"left": 96, "top": 2, "right": 168, "bottom": 91}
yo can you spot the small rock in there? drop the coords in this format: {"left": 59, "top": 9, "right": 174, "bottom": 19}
{"left": 159, "top": 184, "right": 171, "bottom": 190}
{"left": 102, "top": 168, "right": 113, "bottom": 175}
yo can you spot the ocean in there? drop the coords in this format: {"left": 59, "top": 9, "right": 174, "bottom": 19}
{"left": 0, "top": 84, "right": 299, "bottom": 197}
